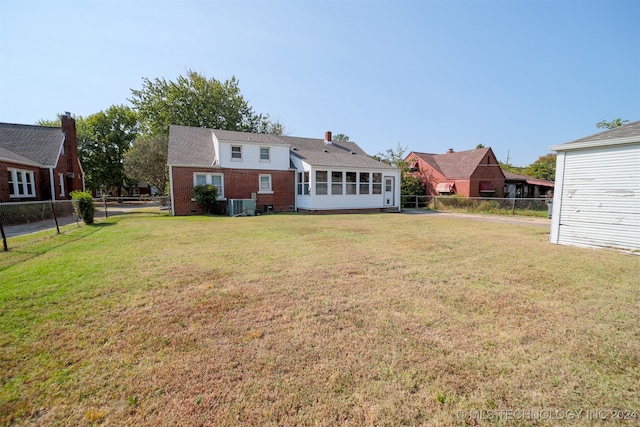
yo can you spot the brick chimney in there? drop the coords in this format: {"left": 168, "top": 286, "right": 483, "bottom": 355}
{"left": 60, "top": 112, "right": 83, "bottom": 194}
{"left": 325, "top": 131, "right": 332, "bottom": 144}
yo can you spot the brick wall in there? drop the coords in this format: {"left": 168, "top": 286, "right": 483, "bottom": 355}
{"left": 0, "top": 161, "right": 43, "bottom": 202}
{"left": 469, "top": 167, "right": 505, "bottom": 197}
{"left": 171, "top": 166, "right": 296, "bottom": 216}
{"left": 407, "top": 156, "right": 446, "bottom": 196}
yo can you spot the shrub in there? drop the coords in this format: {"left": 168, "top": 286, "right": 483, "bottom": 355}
{"left": 70, "top": 191, "right": 96, "bottom": 224}
{"left": 193, "top": 185, "right": 218, "bottom": 214}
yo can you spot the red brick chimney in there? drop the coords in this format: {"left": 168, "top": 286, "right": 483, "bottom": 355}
{"left": 60, "top": 112, "right": 83, "bottom": 194}
{"left": 325, "top": 131, "right": 332, "bottom": 144}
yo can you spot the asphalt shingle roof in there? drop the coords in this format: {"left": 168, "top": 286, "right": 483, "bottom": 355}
{"left": 0, "top": 123, "right": 64, "bottom": 167}
{"left": 413, "top": 147, "right": 494, "bottom": 179}
{"left": 168, "top": 125, "right": 396, "bottom": 170}
{"left": 287, "top": 136, "right": 396, "bottom": 169}
{"left": 565, "top": 120, "right": 640, "bottom": 144}
{"left": 168, "top": 125, "right": 217, "bottom": 166}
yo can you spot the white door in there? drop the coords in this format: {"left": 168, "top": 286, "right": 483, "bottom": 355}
{"left": 384, "top": 177, "right": 395, "bottom": 206}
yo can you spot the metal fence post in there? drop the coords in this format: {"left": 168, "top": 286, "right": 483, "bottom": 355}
{"left": 0, "top": 216, "right": 7, "bottom": 252}
{"left": 50, "top": 201, "right": 60, "bottom": 234}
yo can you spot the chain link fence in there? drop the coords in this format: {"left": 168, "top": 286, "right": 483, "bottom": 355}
{"left": 0, "top": 197, "right": 170, "bottom": 251}
{"left": 401, "top": 195, "right": 551, "bottom": 217}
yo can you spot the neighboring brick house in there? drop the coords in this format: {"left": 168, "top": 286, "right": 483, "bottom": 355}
{"left": 168, "top": 126, "right": 401, "bottom": 215}
{"left": 405, "top": 147, "right": 505, "bottom": 197}
{"left": 0, "top": 113, "right": 84, "bottom": 202}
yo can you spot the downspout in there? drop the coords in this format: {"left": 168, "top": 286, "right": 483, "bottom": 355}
{"left": 397, "top": 170, "right": 402, "bottom": 212}
{"left": 78, "top": 157, "right": 86, "bottom": 192}
{"left": 49, "top": 168, "right": 56, "bottom": 200}
{"left": 169, "top": 165, "right": 175, "bottom": 216}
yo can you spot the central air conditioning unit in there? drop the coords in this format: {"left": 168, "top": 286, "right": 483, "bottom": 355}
{"left": 228, "top": 199, "right": 256, "bottom": 216}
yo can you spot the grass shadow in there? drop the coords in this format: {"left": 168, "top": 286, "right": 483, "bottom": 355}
{"left": 0, "top": 221, "right": 118, "bottom": 272}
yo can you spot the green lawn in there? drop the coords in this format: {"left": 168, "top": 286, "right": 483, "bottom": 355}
{"left": 1, "top": 211, "right": 638, "bottom": 426}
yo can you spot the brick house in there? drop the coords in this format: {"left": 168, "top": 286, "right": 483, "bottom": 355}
{"left": 0, "top": 113, "right": 84, "bottom": 202}
{"left": 405, "top": 147, "right": 505, "bottom": 197}
{"left": 168, "top": 126, "right": 401, "bottom": 215}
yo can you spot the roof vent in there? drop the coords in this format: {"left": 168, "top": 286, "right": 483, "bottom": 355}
{"left": 292, "top": 147, "right": 298, "bottom": 151}
{"left": 323, "top": 149, "right": 329, "bottom": 153}
{"left": 447, "top": 148, "right": 455, "bottom": 153}
{"left": 350, "top": 151, "right": 356, "bottom": 155}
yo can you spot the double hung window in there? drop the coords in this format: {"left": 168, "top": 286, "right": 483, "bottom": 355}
{"left": 194, "top": 173, "right": 224, "bottom": 198}
{"left": 7, "top": 168, "right": 36, "bottom": 197}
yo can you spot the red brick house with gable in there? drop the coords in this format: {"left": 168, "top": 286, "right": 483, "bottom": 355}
{"left": 0, "top": 113, "right": 84, "bottom": 202}
{"left": 405, "top": 147, "right": 505, "bottom": 197}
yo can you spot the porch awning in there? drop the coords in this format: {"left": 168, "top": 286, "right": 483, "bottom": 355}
{"left": 479, "top": 181, "right": 495, "bottom": 192}
{"left": 524, "top": 178, "right": 554, "bottom": 187}
{"left": 436, "top": 182, "right": 455, "bottom": 193}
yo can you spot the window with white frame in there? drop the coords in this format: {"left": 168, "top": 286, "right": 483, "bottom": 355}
{"left": 372, "top": 173, "right": 382, "bottom": 194}
{"left": 7, "top": 168, "right": 36, "bottom": 197}
{"left": 194, "top": 173, "right": 224, "bottom": 198}
{"left": 359, "top": 172, "right": 370, "bottom": 194}
{"left": 316, "top": 171, "right": 328, "bottom": 195}
{"left": 297, "top": 172, "right": 310, "bottom": 195}
{"left": 260, "top": 147, "right": 270, "bottom": 161}
{"left": 331, "top": 171, "right": 343, "bottom": 195}
{"left": 58, "top": 173, "right": 65, "bottom": 197}
{"left": 231, "top": 145, "right": 242, "bottom": 160}
{"left": 259, "top": 174, "right": 272, "bottom": 193}
{"left": 345, "top": 172, "right": 357, "bottom": 194}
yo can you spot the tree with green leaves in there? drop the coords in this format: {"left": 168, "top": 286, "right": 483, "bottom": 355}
{"left": 401, "top": 175, "right": 426, "bottom": 196}
{"left": 524, "top": 153, "right": 556, "bottom": 181}
{"left": 129, "top": 70, "right": 284, "bottom": 136}
{"left": 596, "top": 118, "right": 629, "bottom": 129}
{"left": 80, "top": 105, "right": 139, "bottom": 194}
{"left": 333, "top": 133, "right": 350, "bottom": 142}
{"left": 124, "top": 134, "right": 169, "bottom": 195}
{"left": 499, "top": 161, "right": 523, "bottom": 174}
{"left": 373, "top": 143, "right": 410, "bottom": 175}
{"left": 373, "top": 143, "right": 426, "bottom": 195}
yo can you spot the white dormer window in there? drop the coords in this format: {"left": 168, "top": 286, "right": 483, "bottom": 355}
{"left": 260, "top": 147, "right": 270, "bottom": 162}
{"left": 231, "top": 145, "right": 242, "bottom": 161}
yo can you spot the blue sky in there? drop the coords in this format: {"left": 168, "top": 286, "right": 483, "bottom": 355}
{"left": 1, "top": 0, "right": 638, "bottom": 166}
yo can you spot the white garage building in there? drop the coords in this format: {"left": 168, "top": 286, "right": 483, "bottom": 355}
{"left": 549, "top": 121, "right": 640, "bottom": 252}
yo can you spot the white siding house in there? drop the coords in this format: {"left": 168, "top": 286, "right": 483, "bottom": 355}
{"left": 212, "top": 130, "right": 291, "bottom": 170}
{"left": 289, "top": 132, "right": 401, "bottom": 212}
{"left": 549, "top": 121, "right": 640, "bottom": 251}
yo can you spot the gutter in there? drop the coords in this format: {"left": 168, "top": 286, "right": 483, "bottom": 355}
{"left": 550, "top": 135, "right": 639, "bottom": 152}
{"left": 49, "top": 168, "right": 56, "bottom": 200}
{"left": 169, "top": 165, "right": 175, "bottom": 216}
